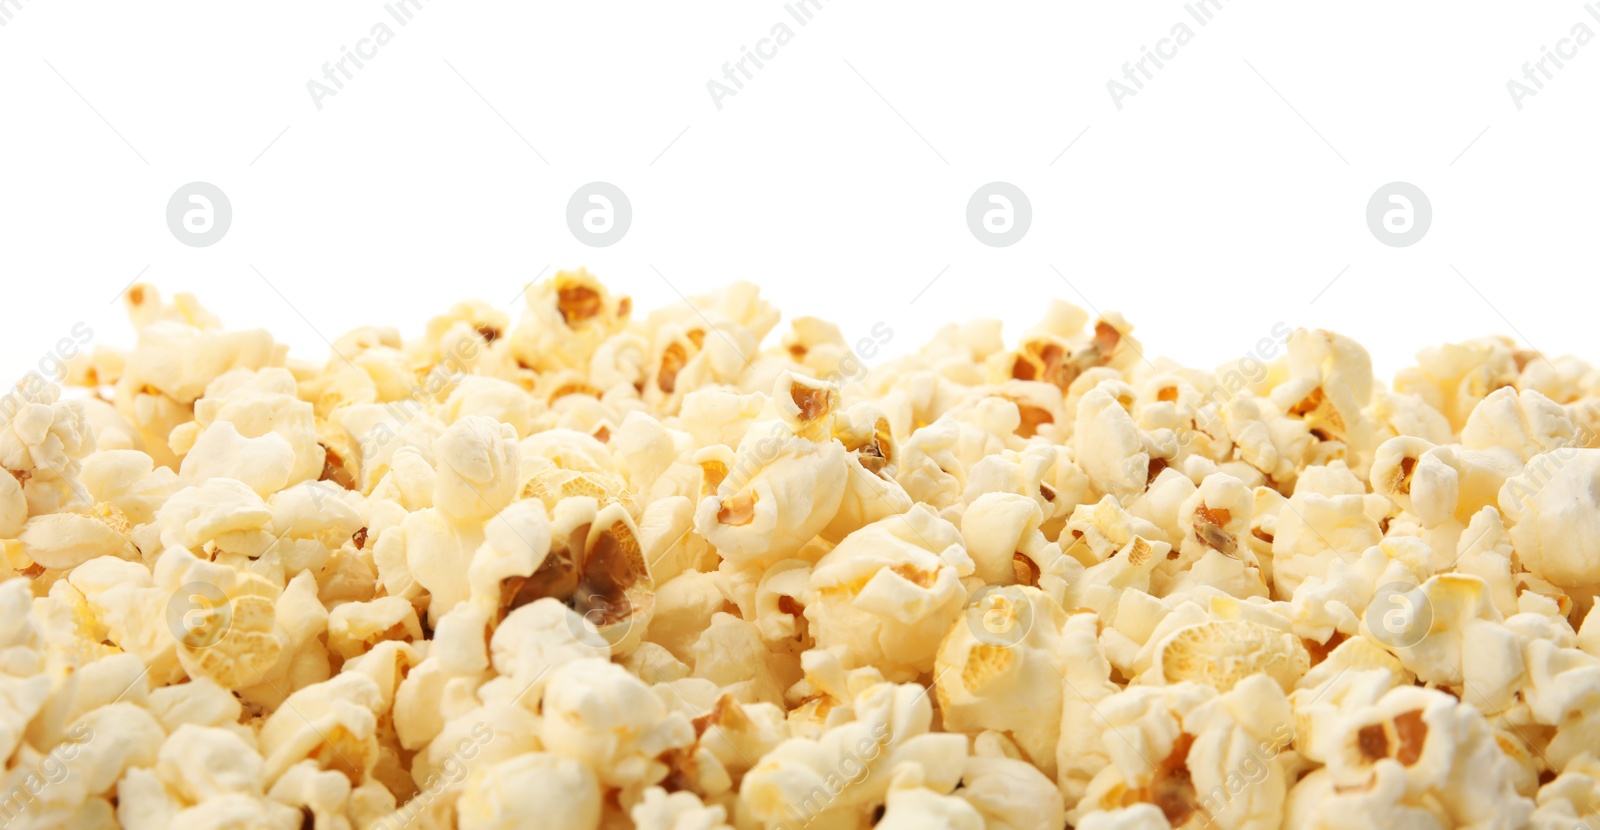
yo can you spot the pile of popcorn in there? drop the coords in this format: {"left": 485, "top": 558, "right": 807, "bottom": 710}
{"left": 5, "top": 269, "right": 1600, "bottom": 829}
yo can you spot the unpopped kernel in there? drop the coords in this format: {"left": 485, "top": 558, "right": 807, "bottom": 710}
{"left": 0, "top": 272, "right": 1595, "bottom": 828}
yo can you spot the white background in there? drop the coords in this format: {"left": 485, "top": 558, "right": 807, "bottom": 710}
{"left": 2, "top": 1, "right": 1597, "bottom": 384}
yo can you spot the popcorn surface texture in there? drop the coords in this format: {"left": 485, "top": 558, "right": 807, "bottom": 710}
{"left": 5, "top": 273, "right": 1600, "bottom": 829}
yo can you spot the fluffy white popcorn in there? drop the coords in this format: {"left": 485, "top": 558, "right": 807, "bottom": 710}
{"left": 1160, "top": 473, "right": 1267, "bottom": 598}
{"left": 805, "top": 505, "right": 971, "bottom": 681}
{"left": 825, "top": 403, "right": 914, "bottom": 542}
{"left": 1269, "top": 487, "right": 1384, "bottom": 598}
{"left": 956, "top": 734, "right": 1066, "bottom": 830}
{"left": 258, "top": 672, "right": 384, "bottom": 786}
{"left": 1073, "top": 382, "right": 1152, "bottom": 501}
{"left": 740, "top": 678, "right": 966, "bottom": 827}
{"left": 151, "top": 550, "right": 289, "bottom": 690}
{"left": 510, "top": 268, "right": 631, "bottom": 373}
{"left": 18, "top": 508, "right": 137, "bottom": 570}
{"left": 458, "top": 752, "right": 602, "bottom": 830}
{"left": 1269, "top": 328, "right": 1375, "bottom": 461}
{"left": 750, "top": 558, "right": 812, "bottom": 655}
{"left": 1182, "top": 674, "right": 1299, "bottom": 830}
{"left": 155, "top": 477, "right": 275, "bottom": 556}
{"left": 1, "top": 383, "right": 96, "bottom": 514}
{"left": 265, "top": 761, "right": 357, "bottom": 830}
{"left": 155, "top": 724, "right": 269, "bottom": 804}
{"left": 1290, "top": 671, "right": 1532, "bottom": 828}
{"left": 695, "top": 400, "right": 849, "bottom": 570}
{"left": 1220, "top": 392, "right": 1312, "bottom": 486}
{"left": 893, "top": 397, "right": 1020, "bottom": 509}
{"left": 22, "top": 273, "right": 1600, "bottom": 827}
{"left": 1394, "top": 336, "right": 1521, "bottom": 431}
{"left": 1529, "top": 753, "right": 1600, "bottom": 830}
{"left": 687, "top": 611, "right": 797, "bottom": 707}
{"left": 873, "top": 766, "right": 985, "bottom": 829}
{"left": 540, "top": 659, "right": 695, "bottom": 789}
{"left": 327, "top": 596, "right": 423, "bottom": 661}
{"left": 1055, "top": 612, "right": 1121, "bottom": 805}
{"left": 629, "top": 787, "right": 733, "bottom": 830}
{"left": 1152, "top": 617, "right": 1310, "bottom": 693}
{"left": 1075, "top": 804, "right": 1171, "bottom": 830}
{"left": 1461, "top": 387, "right": 1575, "bottom": 461}
{"left": 1499, "top": 447, "right": 1600, "bottom": 601}
{"left": 1069, "top": 681, "right": 1215, "bottom": 825}
{"left": 934, "top": 586, "right": 1066, "bottom": 776}
{"left": 959, "top": 492, "right": 1048, "bottom": 586}
{"left": 172, "top": 368, "right": 325, "bottom": 488}
{"left": 434, "top": 415, "right": 520, "bottom": 524}
{"left": 486, "top": 598, "right": 608, "bottom": 709}
{"left": 0, "top": 467, "right": 26, "bottom": 538}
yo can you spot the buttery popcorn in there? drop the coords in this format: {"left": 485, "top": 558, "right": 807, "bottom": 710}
{"left": 5, "top": 275, "right": 1595, "bottom": 827}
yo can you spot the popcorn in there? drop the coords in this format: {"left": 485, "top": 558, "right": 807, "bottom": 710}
{"left": 956, "top": 735, "right": 1067, "bottom": 830}
{"left": 805, "top": 505, "right": 970, "bottom": 681}
{"left": 18, "top": 509, "right": 137, "bottom": 570}
{"left": 934, "top": 586, "right": 1066, "bottom": 775}
{"left": 873, "top": 766, "right": 985, "bottom": 829}
{"left": 20, "top": 274, "right": 1600, "bottom": 827}
{"left": 327, "top": 596, "right": 424, "bottom": 661}
{"left": 1153, "top": 617, "right": 1310, "bottom": 693}
{"left": 1499, "top": 447, "right": 1600, "bottom": 601}
{"left": 155, "top": 724, "right": 268, "bottom": 804}
{"left": 959, "top": 492, "right": 1048, "bottom": 586}
{"left": 0, "top": 467, "right": 26, "bottom": 538}
{"left": 695, "top": 376, "right": 851, "bottom": 572}
{"left": 1073, "top": 382, "right": 1152, "bottom": 502}
{"left": 1160, "top": 473, "right": 1268, "bottom": 598}
{"left": 740, "top": 678, "right": 965, "bottom": 827}
{"left": 1288, "top": 676, "right": 1533, "bottom": 828}
{"left": 258, "top": 672, "right": 384, "bottom": 786}
{"left": 630, "top": 786, "right": 734, "bottom": 830}
{"left": 539, "top": 659, "right": 695, "bottom": 790}
{"left": 1395, "top": 337, "right": 1521, "bottom": 432}
{"left": 154, "top": 550, "right": 288, "bottom": 690}
{"left": 1069, "top": 681, "right": 1215, "bottom": 825}
{"left": 510, "top": 268, "right": 632, "bottom": 374}
{"left": 1, "top": 383, "right": 95, "bottom": 515}
{"left": 690, "top": 612, "right": 800, "bottom": 708}
{"left": 1270, "top": 328, "right": 1376, "bottom": 462}
{"left": 458, "top": 752, "right": 602, "bottom": 830}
